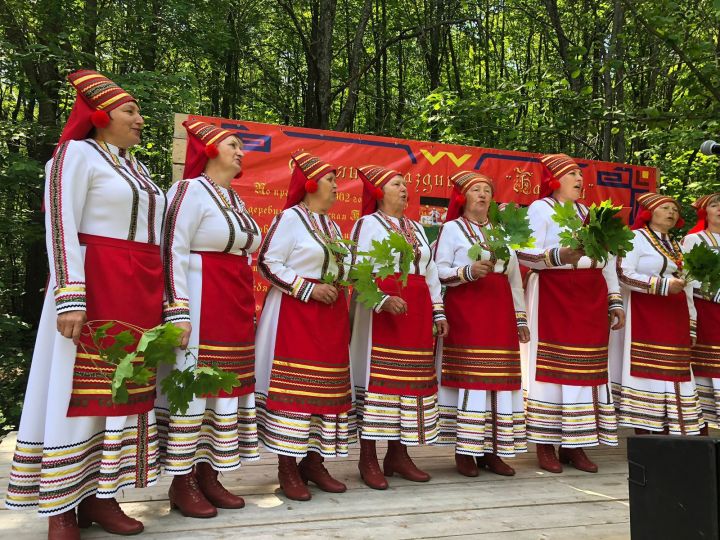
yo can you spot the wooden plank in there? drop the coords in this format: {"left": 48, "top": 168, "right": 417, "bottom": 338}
{"left": 0, "top": 473, "right": 628, "bottom": 531}
{"left": 172, "top": 163, "right": 184, "bottom": 183}
{"left": 173, "top": 113, "right": 188, "bottom": 139}
{"left": 172, "top": 137, "right": 186, "bottom": 165}
{"left": 0, "top": 430, "right": 633, "bottom": 539}
{"left": 1, "top": 499, "right": 629, "bottom": 539}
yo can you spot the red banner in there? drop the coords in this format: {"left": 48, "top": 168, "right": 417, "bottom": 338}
{"left": 175, "top": 115, "right": 657, "bottom": 310}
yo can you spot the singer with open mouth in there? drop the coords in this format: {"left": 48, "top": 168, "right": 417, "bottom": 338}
{"left": 517, "top": 153, "right": 625, "bottom": 475}
{"left": 349, "top": 165, "right": 448, "bottom": 490}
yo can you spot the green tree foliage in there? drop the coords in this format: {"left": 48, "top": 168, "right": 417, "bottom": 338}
{"left": 3, "top": 0, "right": 720, "bottom": 430}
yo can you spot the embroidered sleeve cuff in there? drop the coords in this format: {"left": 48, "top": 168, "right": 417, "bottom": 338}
{"left": 462, "top": 265, "right": 476, "bottom": 282}
{"left": 607, "top": 293, "right": 624, "bottom": 311}
{"left": 544, "top": 248, "right": 563, "bottom": 267}
{"left": 432, "top": 303, "right": 446, "bottom": 321}
{"left": 163, "top": 302, "right": 190, "bottom": 323}
{"left": 373, "top": 294, "right": 390, "bottom": 313}
{"left": 54, "top": 285, "right": 87, "bottom": 314}
{"left": 440, "top": 268, "right": 463, "bottom": 286}
{"left": 690, "top": 319, "right": 697, "bottom": 339}
{"left": 650, "top": 276, "right": 668, "bottom": 296}
{"left": 291, "top": 277, "right": 314, "bottom": 303}
{"left": 515, "top": 311, "right": 528, "bottom": 328}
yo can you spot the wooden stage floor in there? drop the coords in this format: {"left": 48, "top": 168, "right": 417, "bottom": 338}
{"left": 0, "top": 431, "right": 631, "bottom": 539}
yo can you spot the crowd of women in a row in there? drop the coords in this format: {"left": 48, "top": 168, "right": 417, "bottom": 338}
{"left": 5, "top": 70, "right": 720, "bottom": 540}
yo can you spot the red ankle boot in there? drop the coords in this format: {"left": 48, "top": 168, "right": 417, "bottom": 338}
{"left": 558, "top": 447, "right": 598, "bottom": 473}
{"left": 477, "top": 453, "right": 516, "bottom": 476}
{"left": 278, "top": 455, "right": 311, "bottom": 501}
{"left": 77, "top": 495, "right": 144, "bottom": 534}
{"left": 454, "top": 453, "right": 479, "bottom": 477}
{"left": 168, "top": 472, "right": 217, "bottom": 518}
{"left": 358, "top": 439, "right": 388, "bottom": 489}
{"left": 48, "top": 509, "right": 80, "bottom": 540}
{"left": 298, "top": 451, "right": 346, "bottom": 493}
{"left": 196, "top": 462, "right": 245, "bottom": 509}
{"left": 536, "top": 444, "right": 562, "bottom": 473}
{"left": 383, "top": 440, "right": 431, "bottom": 482}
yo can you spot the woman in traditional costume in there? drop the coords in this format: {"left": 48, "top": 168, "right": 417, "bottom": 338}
{"left": 614, "top": 193, "right": 702, "bottom": 435}
{"left": 433, "top": 171, "right": 529, "bottom": 477}
{"left": 254, "top": 150, "right": 354, "bottom": 501}
{"left": 160, "top": 120, "right": 261, "bottom": 517}
{"left": 5, "top": 70, "right": 166, "bottom": 539}
{"left": 349, "top": 165, "right": 448, "bottom": 490}
{"left": 517, "top": 154, "right": 625, "bottom": 474}
{"left": 682, "top": 193, "right": 720, "bottom": 432}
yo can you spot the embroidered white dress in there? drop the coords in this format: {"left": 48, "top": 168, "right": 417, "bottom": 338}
{"left": 349, "top": 212, "right": 445, "bottom": 445}
{"left": 254, "top": 204, "right": 356, "bottom": 457}
{"left": 158, "top": 175, "right": 261, "bottom": 474}
{"left": 433, "top": 218, "right": 528, "bottom": 457}
{"left": 612, "top": 228, "right": 701, "bottom": 434}
{"left": 5, "top": 139, "right": 166, "bottom": 516}
{"left": 517, "top": 197, "right": 621, "bottom": 448}
{"left": 682, "top": 231, "right": 720, "bottom": 428}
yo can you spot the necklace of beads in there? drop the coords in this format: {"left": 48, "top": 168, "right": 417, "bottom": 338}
{"left": 377, "top": 210, "right": 422, "bottom": 268}
{"left": 299, "top": 202, "right": 345, "bottom": 277}
{"left": 201, "top": 174, "right": 247, "bottom": 214}
{"left": 461, "top": 216, "right": 497, "bottom": 263}
{"left": 378, "top": 211, "right": 419, "bottom": 248}
{"left": 644, "top": 226, "right": 683, "bottom": 270}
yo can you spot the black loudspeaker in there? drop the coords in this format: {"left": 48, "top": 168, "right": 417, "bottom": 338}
{"left": 628, "top": 435, "right": 720, "bottom": 539}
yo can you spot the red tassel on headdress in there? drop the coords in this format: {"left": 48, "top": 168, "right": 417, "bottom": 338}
{"left": 357, "top": 165, "right": 400, "bottom": 216}
{"left": 688, "top": 196, "right": 717, "bottom": 234}
{"left": 445, "top": 186, "right": 467, "bottom": 222}
{"left": 549, "top": 179, "right": 561, "bottom": 191}
{"left": 305, "top": 179, "right": 318, "bottom": 193}
{"left": 90, "top": 109, "right": 110, "bottom": 128}
{"left": 204, "top": 143, "right": 219, "bottom": 159}
{"left": 675, "top": 217, "right": 685, "bottom": 229}
{"left": 631, "top": 209, "right": 654, "bottom": 230}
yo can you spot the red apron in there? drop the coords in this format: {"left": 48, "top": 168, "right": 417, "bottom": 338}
{"left": 267, "top": 282, "right": 351, "bottom": 415}
{"left": 195, "top": 251, "right": 255, "bottom": 398}
{"left": 535, "top": 269, "right": 610, "bottom": 386}
{"left": 692, "top": 298, "right": 720, "bottom": 378}
{"left": 69, "top": 233, "right": 163, "bottom": 417}
{"left": 630, "top": 291, "right": 692, "bottom": 382}
{"left": 442, "top": 273, "right": 521, "bottom": 391}
{"left": 368, "top": 273, "right": 437, "bottom": 397}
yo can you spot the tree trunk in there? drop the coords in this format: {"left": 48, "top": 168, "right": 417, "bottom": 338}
{"left": 335, "top": 0, "right": 373, "bottom": 131}
{"left": 81, "top": 0, "right": 98, "bottom": 68}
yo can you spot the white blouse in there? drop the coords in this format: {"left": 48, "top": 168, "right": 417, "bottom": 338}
{"left": 434, "top": 217, "right": 527, "bottom": 326}
{"left": 257, "top": 204, "right": 349, "bottom": 303}
{"left": 350, "top": 211, "right": 445, "bottom": 320}
{"left": 45, "top": 138, "right": 165, "bottom": 314}
{"left": 617, "top": 228, "right": 696, "bottom": 331}
{"left": 516, "top": 197, "right": 622, "bottom": 309}
{"left": 682, "top": 230, "right": 720, "bottom": 304}
{"left": 162, "top": 174, "right": 262, "bottom": 323}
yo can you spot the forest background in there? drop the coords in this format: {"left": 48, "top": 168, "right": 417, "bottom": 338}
{"left": 2, "top": 0, "right": 720, "bottom": 432}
